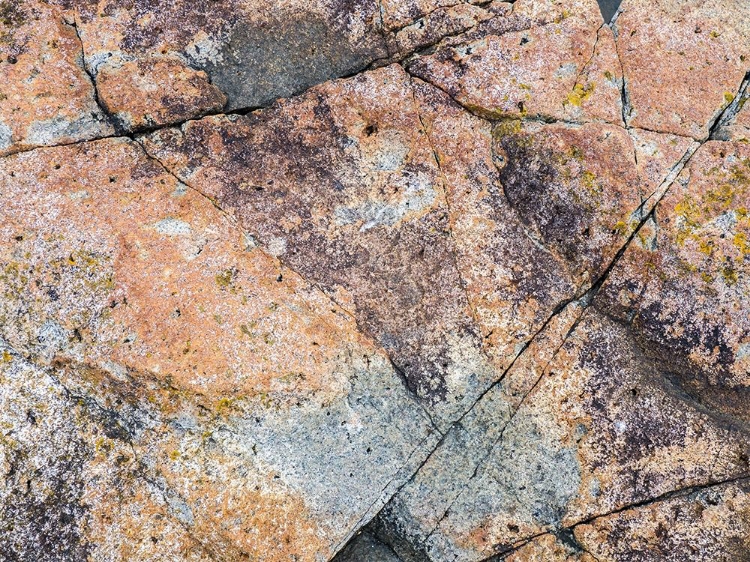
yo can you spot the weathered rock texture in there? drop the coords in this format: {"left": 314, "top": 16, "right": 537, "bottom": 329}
{"left": 1, "top": 0, "right": 749, "bottom": 560}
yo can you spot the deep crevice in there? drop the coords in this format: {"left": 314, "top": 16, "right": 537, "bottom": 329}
{"left": 66, "top": 17, "right": 122, "bottom": 135}
{"left": 709, "top": 70, "right": 750, "bottom": 140}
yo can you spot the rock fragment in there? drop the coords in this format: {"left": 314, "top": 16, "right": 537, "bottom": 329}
{"left": 96, "top": 58, "right": 226, "bottom": 132}
{"left": 68, "top": 0, "right": 387, "bottom": 120}
{"left": 393, "top": 2, "right": 508, "bottom": 56}
{"left": 408, "top": 0, "right": 619, "bottom": 123}
{"left": 0, "top": 0, "right": 113, "bottom": 155}
{"left": 717, "top": 79, "right": 750, "bottom": 142}
{"left": 614, "top": 0, "right": 750, "bottom": 139}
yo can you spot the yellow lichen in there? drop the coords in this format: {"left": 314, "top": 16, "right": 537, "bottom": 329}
{"left": 733, "top": 232, "right": 750, "bottom": 256}
{"left": 698, "top": 239, "right": 714, "bottom": 256}
{"left": 581, "top": 170, "right": 601, "bottom": 195}
{"left": 493, "top": 120, "right": 527, "bottom": 144}
{"left": 566, "top": 82, "right": 595, "bottom": 107}
{"left": 216, "top": 397, "right": 234, "bottom": 413}
{"left": 721, "top": 265, "right": 738, "bottom": 285}
{"left": 215, "top": 269, "right": 234, "bottom": 289}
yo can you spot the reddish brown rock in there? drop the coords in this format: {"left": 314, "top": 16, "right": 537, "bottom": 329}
{"left": 575, "top": 479, "right": 750, "bottom": 561}
{"left": 2, "top": 0, "right": 750, "bottom": 560}
{"left": 96, "top": 58, "right": 226, "bottom": 131}
{"left": 393, "top": 2, "right": 507, "bottom": 55}
{"left": 142, "top": 64, "right": 493, "bottom": 428}
{"left": 372, "top": 80, "right": 701, "bottom": 562}
{"left": 0, "top": 0, "right": 113, "bottom": 155}
{"left": 509, "top": 478, "right": 750, "bottom": 561}
{"left": 598, "top": 141, "right": 750, "bottom": 422}
{"left": 560, "top": 24, "right": 623, "bottom": 125}
{"left": 415, "top": 308, "right": 750, "bottom": 561}
{"left": 0, "top": 138, "right": 360, "bottom": 402}
{"left": 0, "top": 351, "right": 215, "bottom": 562}
{"left": 68, "top": 0, "right": 387, "bottom": 118}
{"left": 380, "top": 0, "right": 470, "bottom": 31}
{"left": 0, "top": 138, "right": 437, "bottom": 560}
{"left": 412, "top": 78, "right": 687, "bottom": 373}
{"left": 408, "top": 0, "right": 619, "bottom": 123}
{"left": 614, "top": 0, "right": 750, "bottom": 139}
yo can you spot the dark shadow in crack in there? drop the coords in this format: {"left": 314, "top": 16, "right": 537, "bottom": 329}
{"left": 597, "top": 0, "right": 622, "bottom": 23}
{"left": 332, "top": 526, "right": 405, "bottom": 562}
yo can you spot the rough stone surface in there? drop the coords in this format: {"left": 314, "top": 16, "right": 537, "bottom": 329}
{"left": 67, "top": 0, "right": 388, "bottom": 119}
{"left": 142, "top": 65, "right": 493, "bottom": 429}
{"left": 719, "top": 79, "right": 750, "bottom": 142}
{"left": 0, "top": 139, "right": 437, "bottom": 560}
{"left": 507, "top": 479, "right": 750, "bottom": 561}
{"left": 2, "top": 0, "right": 750, "bottom": 560}
{"left": 408, "top": 0, "right": 620, "bottom": 123}
{"left": 614, "top": 0, "right": 750, "bottom": 139}
{"left": 96, "top": 58, "right": 226, "bottom": 132}
{"left": 333, "top": 530, "right": 403, "bottom": 562}
{"left": 0, "top": 0, "right": 113, "bottom": 155}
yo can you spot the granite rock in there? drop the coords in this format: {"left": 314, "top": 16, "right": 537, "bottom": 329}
{"left": 0, "top": 0, "right": 113, "bottom": 155}
{"left": 614, "top": 0, "right": 750, "bottom": 139}
{"left": 141, "top": 65, "right": 493, "bottom": 430}
{"left": 66, "top": 0, "right": 388, "bottom": 120}
{"left": 2, "top": 0, "right": 750, "bottom": 559}
{"left": 0, "top": 138, "right": 437, "bottom": 560}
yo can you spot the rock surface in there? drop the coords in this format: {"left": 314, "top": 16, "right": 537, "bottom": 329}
{"left": 0, "top": 0, "right": 113, "bottom": 155}
{"left": 1, "top": 0, "right": 749, "bottom": 560}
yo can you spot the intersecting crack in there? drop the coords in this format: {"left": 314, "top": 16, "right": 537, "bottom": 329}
{"left": 358, "top": 66, "right": 750, "bottom": 560}
{"left": 4, "top": 6, "right": 750, "bottom": 560}
{"left": 66, "top": 17, "right": 119, "bottom": 135}
{"left": 484, "top": 474, "right": 750, "bottom": 561}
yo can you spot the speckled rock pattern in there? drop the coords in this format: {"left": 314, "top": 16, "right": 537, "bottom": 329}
{"left": 1, "top": 0, "right": 749, "bottom": 560}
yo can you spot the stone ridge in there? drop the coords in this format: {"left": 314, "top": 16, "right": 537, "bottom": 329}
{"left": 1, "top": 0, "right": 749, "bottom": 561}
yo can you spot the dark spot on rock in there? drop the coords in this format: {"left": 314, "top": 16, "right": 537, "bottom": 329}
{"left": 492, "top": 128, "right": 604, "bottom": 277}
{"left": 554, "top": 528, "right": 584, "bottom": 553}
{"left": 0, "top": 437, "right": 92, "bottom": 562}
{"left": 203, "top": 11, "right": 386, "bottom": 110}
